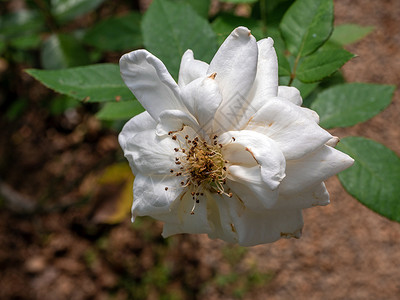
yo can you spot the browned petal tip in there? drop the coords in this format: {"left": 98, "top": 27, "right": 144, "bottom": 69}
{"left": 208, "top": 72, "right": 217, "bottom": 79}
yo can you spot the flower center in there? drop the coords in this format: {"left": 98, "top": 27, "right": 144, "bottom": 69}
{"left": 168, "top": 130, "right": 232, "bottom": 213}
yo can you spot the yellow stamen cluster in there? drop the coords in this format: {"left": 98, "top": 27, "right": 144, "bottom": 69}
{"left": 167, "top": 130, "right": 232, "bottom": 214}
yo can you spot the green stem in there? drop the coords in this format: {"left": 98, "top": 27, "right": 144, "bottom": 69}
{"left": 288, "top": 53, "right": 301, "bottom": 86}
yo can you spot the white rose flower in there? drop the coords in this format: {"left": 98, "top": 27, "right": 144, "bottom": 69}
{"left": 118, "top": 27, "right": 354, "bottom": 246}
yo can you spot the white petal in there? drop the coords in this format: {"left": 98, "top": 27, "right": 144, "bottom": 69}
{"left": 120, "top": 50, "right": 187, "bottom": 120}
{"left": 246, "top": 38, "right": 279, "bottom": 110}
{"left": 178, "top": 50, "right": 209, "bottom": 87}
{"left": 209, "top": 27, "right": 258, "bottom": 132}
{"left": 220, "top": 130, "right": 286, "bottom": 190}
{"left": 272, "top": 182, "right": 329, "bottom": 210}
{"left": 221, "top": 142, "right": 256, "bottom": 166}
{"left": 118, "top": 111, "right": 156, "bottom": 150}
{"left": 124, "top": 129, "right": 181, "bottom": 175}
{"left": 162, "top": 190, "right": 213, "bottom": 237}
{"left": 227, "top": 166, "right": 279, "bottom": 209}
{"left": 301, "top": 107, "right": 320, "bottom": 123}
{"left": 326, "top": 136, "right": 340, "bottom": 147}
{"left": 277, "top": 86, "right": 302, "bottom": 106}
{"left": 246, "top": 97, "right": 332, "bottom": 160}
{"left": 222, "top": 196, "right": 303, "bottom": 246}
{"left": 280, "top": 145, "right": 355, "bottom": 195}
{"left": 155, "top": 109, "right": 200, "bottom": 136}
{"left": 132, "top": 173, "right": 184, "bottom": 220}
{"left": 224, "top": 38, "right": 279, "bottom": 130}
{"left": 180, "top": 76, "right": 222, "bottom": 138}
{"left": 207, "top": 192, "right": 238, "bottom": 244}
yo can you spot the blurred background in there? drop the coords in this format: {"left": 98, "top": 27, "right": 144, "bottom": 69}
{"left": 0, "top": 0, "right": 399, "bottom": 299}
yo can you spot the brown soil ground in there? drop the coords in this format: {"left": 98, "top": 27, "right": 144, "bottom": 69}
{"left": 0, "top": 0, "right": 399, "bottom": 299}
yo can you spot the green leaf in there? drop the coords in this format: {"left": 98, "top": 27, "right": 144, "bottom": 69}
{"left": 277, "top": 51, "right": 291, "bottom": 76}
{"left": 279, "top": 76, "right": 318, "bottom": 98}
{"left": 0, "top": 10, "right": 43, "bottom": 52}
{"left": 142, "top": 0, "right": 217, "bottom": 78}
{"left": 49, "top": 96, "right": 80, "bottom": 115}
{"left": 296, "top": 49, "right": 354, "bottom": 82}
{"left": 311, "top": 83, "right": 395, "bottom": 128}
{"left": 330, "top": 24, "right": 374, "bottom": 46}
{"left": 26, "top": 64, "right": 133, "bottom": 103}
{"left": 280, "top": 54, "right": 319, "bottom": 97}
{"left": 51, "top": 0, "right": 106, "bottom": 23}
{"left": 293, "top": 79, "right": 318, "bottom": 98}
{"left": 83, "top": 12, "right": 143, "bottom": 51}
{"left": 265, "top": 25, "right": 286, "bottom": 55}
{"left": 212, "top": 14, "right": 264, "bottom": 45}
{"left": 302, "top": 71, "right": 345, "bottom": 107}
{"left": 265, "top": 25, "right": 290, "bottom": 76}
{"left": 280, "top": 0, "right": 333, "bottom": 56}
{"left": 259, "top": 0, "right": 296, "bottom": 27}
{"left": 9, "top": 34, "right": 41, "bottom": 50}
{"left": 96, "top": 101, "right": 144, "bottom": 120}
{"left": 0, "top": 10, "right": 44, "bottom": 38}
{"left": 263, "top": 0, "right": 295, "bottom": 14}
{"left": 40, "top": 33, "right": 91, "bottom": 69}
{"left": 171, "top": 0, "right": 210, "bottom": 18}
{"left": 337, "top": 137, "right": 400, "bottom": 223}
